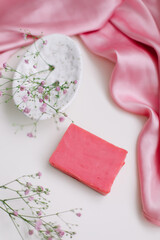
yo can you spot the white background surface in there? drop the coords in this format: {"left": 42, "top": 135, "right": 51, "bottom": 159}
{"left": 0, "top": 36, "right": 159, "bottom": 239}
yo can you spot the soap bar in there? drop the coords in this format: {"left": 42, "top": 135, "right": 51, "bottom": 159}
{"left": 49, "top": 124, "right": 127, "bottom": 195}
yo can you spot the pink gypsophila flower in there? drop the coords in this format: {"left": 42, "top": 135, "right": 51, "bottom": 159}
{"left": 3, "top": 63, "right": 7, "bottom": 69}
{"left": 28, "top": 196, "right": 34, "bottom": 201}
{"left": 37, "top": 211, "right": 42, "bottom": 216}
{"left": 23, "top": 107, "right": 30, "bottom": 114}
{"left": 26, "top": 182, "right": 32, "bottom": 187}
{"left": 13, "top": 211, "right": 18, "bottom": 216}
{"left": 27, "top": 132, "right": 33, "bottom": 138}
{"left": 40, "top": 103, "right": 47, "bottom": 113}
{"left": 20, "top": 85, "right": 25, "bottom": 91}
{"left": 37, "top": 172, "right": 42, "bottom": 177}
{"left": 76, "top": 213, "right": 81, "bottom": 217}
{"left": 55, "top": 86, "right": 60, "bottom": 91}
{"left": 38, "top": 86, "right": 44, "bottom": 93}
{"left": 28, "top": 229, "right": 34, "bottom": 235}
{"left": 35, "top": 219, "right": 42, "bottom": 231}
{"left": 59, "top": 117, "right": 65, "bottom": 122}
{"left": 24, "top": 59, "right": 29, "bottom": 64}
{"left": 22, "top": 95, "right": 28, "bottom": 102}
{"left": 44, "top": 95, "right": 49, "bottom": 100}
{"left": 41, "top": 81, "right": 45, "bottom": 86}
{"left": 46, "top": 230, "right": 50, "bottom": 235}
{"left": 37, "top": 186, "right": 44, "bottom": 192}
{"left": 59, "top": 231, "right": 65, "bottom": 237}
{"left": 25, "top": 189, "right": 30, "bottom": 195}
{"left": 56, "top": 226, "right": 65, "bottom": 237}
{"left": 0, "top": 91, "right": 2, "bottom": 97}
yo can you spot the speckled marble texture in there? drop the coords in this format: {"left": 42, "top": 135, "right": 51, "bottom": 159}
{"left": 13, "top": 34, "right": 82, "bottom": 120}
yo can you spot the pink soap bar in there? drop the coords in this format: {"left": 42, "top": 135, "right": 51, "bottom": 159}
{"left": 49, "top": 124, "right": 127, "bottom": 195}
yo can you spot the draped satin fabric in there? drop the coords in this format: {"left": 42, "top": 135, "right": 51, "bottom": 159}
{"left": 0, "top": 0, "right": 160, "bottom": 226}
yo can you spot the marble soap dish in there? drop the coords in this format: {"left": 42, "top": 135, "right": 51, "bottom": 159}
{"left": 12, "top": 34, "right": 82, "bottom": 120}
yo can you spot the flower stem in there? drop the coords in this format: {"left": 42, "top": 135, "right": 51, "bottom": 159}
{"left": 3, "top": 193, "right": 37, "bottom": 202}
{"left": 10, "top": 215, "right": 25, "bottom": 240}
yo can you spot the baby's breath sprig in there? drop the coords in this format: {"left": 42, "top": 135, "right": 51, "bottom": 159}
{"left": 0, "top": 32, "right": 77, "bottom": 137}
{"left": 0, "top": 172, "right": 82, "bottom": 240}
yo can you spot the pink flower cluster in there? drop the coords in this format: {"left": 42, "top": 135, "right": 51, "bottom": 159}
{"left": 59, "top": 117, "right": 65, "bottom": 122}
{"left": 38, "top": 86, "right": 44, "bottom": 93}
{"left": 24, "top": 59, "right": 29, "bottom": 64}
{"left": 0, "top": 170, "right": 80, "bottom": 240}
{"left": 25, "top": 189, "right": 30, "bottom": 195}
{"left": 22, "top": 95, "right": 28, "bottom": 102}
{"left": 13, "top": 210, "right": 18, "bottom": 216}
{"left": 23, "top": 107, "right": 30, "bottom": 114}
{"left": 27, "top": 132, "right": 33, "bottom": 138}
{"left": 28, "top": 229, "right": 34, "bottom": 235}
{"left": 3, "top": 63, "right": 7, "bottom": 69}
{"left": 40, "top": 103, "right": 47, "bottom": 113}
{"left": 0, "top": 38, "right": 78, "bottom": 139}
{"left": 37, "top": 171, "right": 42, "bottom": 178}
{"left": 35, "top": 219, "right": 42, "bottom": 231}
{"left": 55, "top": 226, "right": 65, "bottom": 237}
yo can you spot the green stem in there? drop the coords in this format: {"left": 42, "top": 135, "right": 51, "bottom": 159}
{"left": 45, "top": 102, "right": 58, "bottom": 112}
{"left": 0, "top": 86, "right": 17, "bottom": 91}
{"left": 13, "top": 122, "right": 36, "bottom": 128}
{"left": 16, "top": 191, "right": 35, "bottom": 215}
{"left": 34, "top": 41, "right": 49, "bottom": 66}
{"left": 2, "top": 203, "right": 25, "bottom": 240}
{"left": 2, "top": 199, "right": 35, "bottom": 229}
{"left": 21, "top": 208, "right": 75, "bottom": 219}
{"left": 2, "top": 77, "right": 22, "bottom": 81}
{"left": 3, "top": 201, "right": 15, "bottom": 212}
{"left": 43, "top": 68, "right": 52, "bottom": 81}
{"left": 7, "top": 64, "right": 24, "bottom": 77}
{"left": 0, "top": 175, "right": 32, "bottom": 188}
{"left": 10, "top": 215, "right": 25, "bottom": 240}
{"left": 41, "top": 219, "right": 61, "bottom": 240}
{"left": 0, "top": 205, "right": 9, "bottom": 214}
{"left": 29, "top": 69, "right": 49, "bottom": 77}
{"left": 0, "top": 80, "right": 13, "bottom": 87}
{"left": 3, "top": 93, "right": 12, "bottom": 97}
{"left": 4, "top": 193, "right": 37, "bottom": 202}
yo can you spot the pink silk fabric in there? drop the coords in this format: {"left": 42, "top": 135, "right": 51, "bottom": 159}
{"left": 0, "top": 0, "right": 160, "bottom": 226}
